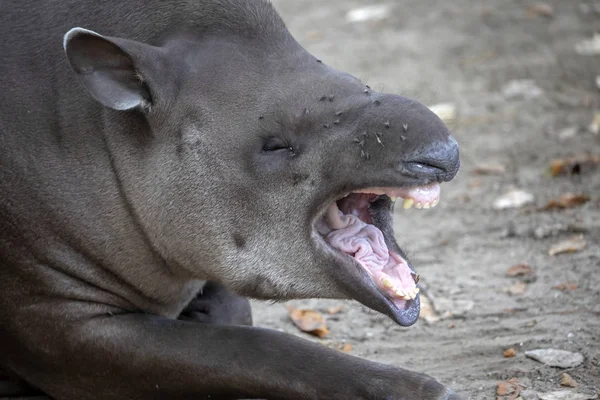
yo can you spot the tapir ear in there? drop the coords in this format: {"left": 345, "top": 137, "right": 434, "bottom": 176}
{"left": 63, "top": 28, "right": 153, "bottom": 111}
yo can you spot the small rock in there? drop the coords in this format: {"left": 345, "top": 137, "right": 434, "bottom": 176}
{"left": 525, "top": 349, "right": 584, "bottom": 368}
{"left": 504, "top": 348, "right": 517, "bottom": 357}
{"left": 522, "top": 389, "right": 541, "bottom": 400}
{"left": 588, "top": 113, "right": 600, "bottom": 135}
{"left": 560, "top": 373, "right": 578, "bottom": 388}
{"left": 558, "top": 126, "right": 579, "bottom": 141}
{"left": 493, "top": 189, "right": 535, "bottom": 209}
{"left": 502, "top": 79, "right": 543, "bottom": 100}
{"left": 428, "top": 102, "right": 457, "bottom": 122}
{"left": 575, "top": 33, "right": 600, "bottom": 56}
{"left": 345, "top": 5, "right": 389, "bottom": 22}
{"left": 539, "top": 391, "right": 597, "bottom": 400}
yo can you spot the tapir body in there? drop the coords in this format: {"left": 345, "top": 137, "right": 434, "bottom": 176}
{"left": 0, "top": 0, "right": 460, "bottom": 398}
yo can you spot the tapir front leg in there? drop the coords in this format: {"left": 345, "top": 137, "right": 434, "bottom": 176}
{"left": 4, "top": 306, "right": 459, "bottom": 400}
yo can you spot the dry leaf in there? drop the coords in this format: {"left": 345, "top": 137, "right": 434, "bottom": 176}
{"left": 559, "top": 373, "right": 577, "bottom": 387}
{"left": 544, "top": 193, "right": 590, "bottom": 210}
{"left": 497, "top": 378, "right": 524, "bottom": 399}
{"left": 327, "top": 305, "right": 344, "bottom": 315}
{"left": 506, "top": 263, "right": 536, "bottom": 281}
{"left": 473, "top": 163, "right": 506, "bottom": 175}
{"left": 339, "top": 343, "right": 353, "bottom": 353}
{"left": 324, "top": 342, "right": 353, "bottom": 353}
{"left": 419, "top": 295, "right": 441, "bottom": 324}
{"left": 526, "top": 3, "right": 553, "bottom": 18}
{"left": 550, "top": 154, "right": 600, "bottom": 176}
{"left": 504, "top": 348, "right": 517, "bottom": 358}
{"left": 552, "top": 282, "right": 578, "bottom": 291}
{"left": 287, "top": 306, "right": 329, "bottom": 338}
{"left": 548, "top": 235, "right": 587, "bottom": 256}
{"left": 506, "top": 281, "right": 528, "bottom": 296}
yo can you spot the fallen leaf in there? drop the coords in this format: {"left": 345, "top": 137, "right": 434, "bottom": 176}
{"left": 326, "top": 305, "right": 344, "bottom": 315}
{"left": 548, "top": 235, "right": 587, "bottom": 256}
{"left": 287, "top": 306, "right": 329, "bottom": 338}
{"left": 473, "top": 163, "right": 506, "bottom": 175}
{"left": 506, "top": 263, "right": 536, "bottom": 281}
{"left": 504, "top": 348, "right": 517, "bottom": 358}
{"left": 549, "top": 154, "right": 600, "bottom": 176}
{"left": 506, "top": 281, "right": 528, "bottom": 296}
{"left": 526, "top": 3, "right": 553, "bottom": 18}
{"left": 325, "top": 341, "right": 353, "bottom": 353}
{"left": 419, "top": 295, "right": 441, "bottom": 324}
{"left": 559, "top": 372, "right": 578, "bottom": 388}
{"left": 493, "top": 189, "right": 535, "bottom": 209}
{"left": 497, "top": 378, "right": 524, "bottom": 399}
{"left": 544, "top": 194, "right": 590, "bottom": 210}
{"left": 552, "top": 282, "right": 578, "bottom": 291}
{"left": 340, "top": 343, "right": 353, "bottom": 352}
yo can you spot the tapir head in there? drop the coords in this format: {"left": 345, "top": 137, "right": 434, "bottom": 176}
{"left": 62, "top": 0, "right": 459, "bottom": 326}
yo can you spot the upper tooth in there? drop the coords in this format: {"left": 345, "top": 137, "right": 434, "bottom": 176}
{"left": 389, "top": 196, "right": 397, "bottom": 202}
{"left": 415, "top": 202, "right": 423, "bottom": 209}
{"left": 431, "top": 199, "right": 439, "bottom": 207}
{"left": 403, "top": 199, "right": 414, "bottom": 209}
{"left": 423, "top": 202, "right": 431, "bottom": 209}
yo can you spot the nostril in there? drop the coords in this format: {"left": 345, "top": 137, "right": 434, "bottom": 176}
{"left": 400, "top": 136, "right": 460, "bottom": 181}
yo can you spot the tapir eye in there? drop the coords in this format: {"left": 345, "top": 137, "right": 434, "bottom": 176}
{"left": 262, "top": 136, "right": 293, "bottom": 153}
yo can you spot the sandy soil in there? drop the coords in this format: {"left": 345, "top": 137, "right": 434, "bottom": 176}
{"left": 252, "top": 0, "right": 600, "bottom": 398}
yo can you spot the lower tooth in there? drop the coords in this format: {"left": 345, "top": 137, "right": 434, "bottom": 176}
{"left": 381, "top": 277, "right": 393, "bottom": 289}
{"left": 403, "top": 198, "right": 414, "bottom": 209}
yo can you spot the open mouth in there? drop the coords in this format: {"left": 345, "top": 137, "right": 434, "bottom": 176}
{"left": 313, "top": 183, "right": 441, "bottom": 325}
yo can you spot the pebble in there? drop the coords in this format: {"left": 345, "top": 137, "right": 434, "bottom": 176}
{"left": 525, "top": 349, "right": 584, "bottom": 368}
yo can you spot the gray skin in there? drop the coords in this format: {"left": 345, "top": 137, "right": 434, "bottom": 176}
{"left": 0, "top": 0, "right": 460, "bottom": 399}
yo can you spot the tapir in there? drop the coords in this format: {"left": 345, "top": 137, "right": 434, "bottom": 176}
{"left": 0, "top": 0, "right": 461, "bottom": 398}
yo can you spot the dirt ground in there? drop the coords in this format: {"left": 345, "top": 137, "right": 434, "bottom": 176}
{"left": 252, "top": 0, "right": 600, "bottom": 398}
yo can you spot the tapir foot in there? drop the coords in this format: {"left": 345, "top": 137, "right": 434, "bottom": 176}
{"left": 178, "top": 281, "right": 253, "bottom": 326}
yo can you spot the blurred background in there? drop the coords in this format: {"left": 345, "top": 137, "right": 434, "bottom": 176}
{"left": 252, "top": 0, "right": 600, "bottom": 398}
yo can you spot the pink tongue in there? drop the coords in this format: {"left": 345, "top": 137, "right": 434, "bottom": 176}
{"left": 325, "top": 207, "right": 417, "bottom": 302}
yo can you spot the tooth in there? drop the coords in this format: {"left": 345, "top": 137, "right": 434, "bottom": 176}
{"left": 414, "top": 288, "right": 420, "bottom": 295}
{"left": 403, "top": 199, "right": 414, "bottom": 209}
{"left": 381, "top": 276, "right": 393, "bottom": 289}
{"left": 423, "top": 202, "right": 431, "bottom": 209}
{"left": 394, "top": 288, "right": 406, "bottom": 298}
{"left": 389, "top": 196, "right": 397, "bottom": 202}
{"left": 431, "top": 199, "right": 439, "bottom": 208}
{"left": 415, "top": 202, "right": 423, "bottom": 209}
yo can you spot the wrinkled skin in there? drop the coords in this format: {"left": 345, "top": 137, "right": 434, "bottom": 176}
{"left": 0, "top": 0, "right": 460, "bottom": 399}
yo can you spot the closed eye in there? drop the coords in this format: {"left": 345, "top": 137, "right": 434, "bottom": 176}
{"left": 262, "top": 136, "right": 293, "bottom": 153}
